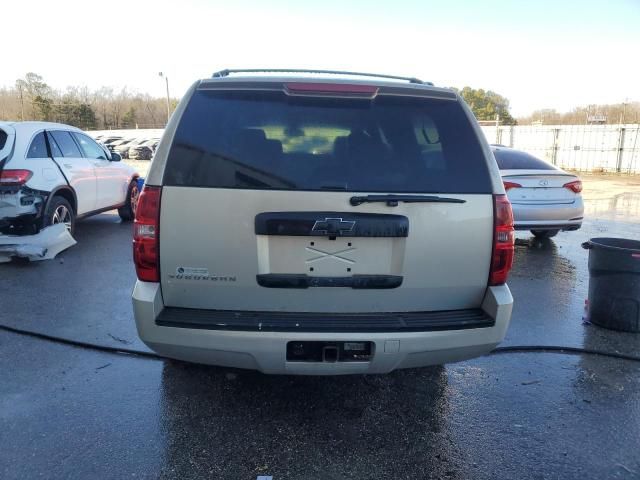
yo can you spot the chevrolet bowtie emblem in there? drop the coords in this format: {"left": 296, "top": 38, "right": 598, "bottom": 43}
{"left": 311, "top": 217, "right": 356, "bottom": 236}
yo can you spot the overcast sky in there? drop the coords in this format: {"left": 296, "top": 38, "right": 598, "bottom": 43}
{"left": 4, "top": 0, "right": 639, "bottom": 116}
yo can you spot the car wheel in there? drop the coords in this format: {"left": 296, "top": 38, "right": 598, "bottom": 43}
{"left": 118, "top": 180, "right": 139, "bottom": 221}
{"left": 43, "top": 196, "right": 75, "bottom": 235}
{"left": 531, "top": 229, "right": 559, "bottom": 238}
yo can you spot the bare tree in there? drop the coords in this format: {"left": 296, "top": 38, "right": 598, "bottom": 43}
{"left": 519, "top": 102, "right": 640, "bottom": 125}
{"left": 0, "top": 73, "right": 176, "bottom": 130}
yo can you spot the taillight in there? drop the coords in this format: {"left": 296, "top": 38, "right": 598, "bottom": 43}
{"left": 489, "top": 194, "right": 515, "bottom": 286}
{"left": 133, "top": 186, "right": 161, "bottom": 282}
{"left": 503, "top": 181, "right": 521, "bottom": 191}
{"left": 563, "top": 180, "right": 582, "bottom": 193}
{"left": 0, "top": 169, "right": 33, "bottom": 186}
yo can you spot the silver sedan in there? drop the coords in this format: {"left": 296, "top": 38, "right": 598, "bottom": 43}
{"left": 492, "top": 146, "right": 584, "bottom": 238}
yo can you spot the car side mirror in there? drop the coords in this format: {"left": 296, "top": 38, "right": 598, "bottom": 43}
{"left": 111, "top": 152, "right": 122, "bottom": 162}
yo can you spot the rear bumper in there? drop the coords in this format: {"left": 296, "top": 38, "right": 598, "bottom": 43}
{"left": 132, "top": 282, "right": 513, "bottom": 375}
{"left": 514, "top": 220, "right": 582, "bottom": 231}
{"left": 512, "top": 198, "right": 583, "bottom": 231}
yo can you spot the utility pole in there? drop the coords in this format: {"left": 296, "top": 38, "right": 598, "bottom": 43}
{"left": 18, "top": 84, "right": 25, "bottom": 121}
{"left": 586, "top": 105, "right": 591, "bottom": 125}
{"left": 158, "top": 72, "right": 171, "bottom": 125}
{"left": 621, "top": 98, "right": 628, "bottom": 125}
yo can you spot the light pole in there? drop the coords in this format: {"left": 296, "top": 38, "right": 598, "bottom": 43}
{"left": 158, "top": 72, "right": 170, "bottom": 125}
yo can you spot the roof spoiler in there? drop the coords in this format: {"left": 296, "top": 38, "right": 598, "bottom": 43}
{"left": 211, "top": 68, "right": 431, "bottom": 86}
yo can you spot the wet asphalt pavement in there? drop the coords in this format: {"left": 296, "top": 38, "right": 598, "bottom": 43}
{"left": 1, "top": 175, "right": 639, "bottom": 479}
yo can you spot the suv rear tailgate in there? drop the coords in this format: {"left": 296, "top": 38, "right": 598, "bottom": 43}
{"left": 160, "top": 188, "right": 492, "bottom": 312}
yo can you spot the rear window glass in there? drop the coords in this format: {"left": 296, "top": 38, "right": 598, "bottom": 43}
{"left": 164, "top": 89, "right": 492, "bottom": 193}
{"left": 26, "top": 132, "right": 48, "bottom": 158}
{"left": 0, "top": 129, "right": 7, "bottom": 150}
{"left": 493, "top": 148, "right": 557, "bottom": 170}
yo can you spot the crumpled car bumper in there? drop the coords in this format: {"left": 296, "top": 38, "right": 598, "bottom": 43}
{"left": 0, "top": 224, "right": 76, "bottom": 263}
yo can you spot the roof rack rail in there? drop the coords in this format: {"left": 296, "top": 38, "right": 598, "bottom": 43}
{"left": 211, "top": 68, "right": 431, "bottom": 85}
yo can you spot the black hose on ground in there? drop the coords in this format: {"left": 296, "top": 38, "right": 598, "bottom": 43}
{"left": 490, "top": 344, "right": 640, "bottom": 362}
{"left": 2, "top": 323, "right": 640, "bottom": 363}
{"left": 0, "top": 323, "right": 164, "bottom": 360}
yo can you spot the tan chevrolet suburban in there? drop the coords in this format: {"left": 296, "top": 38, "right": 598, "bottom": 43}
{"left": 132, "top": 69, "right": 515, "bottom": 374}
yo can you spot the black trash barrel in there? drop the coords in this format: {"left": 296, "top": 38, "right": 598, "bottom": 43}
{"left": 582, "top": 238, "right": 640, "bottom": 332}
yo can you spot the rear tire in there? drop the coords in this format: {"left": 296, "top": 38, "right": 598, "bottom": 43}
{"left": 531, "top": 229, "right": 559, "bottom": 238}
{"left": 118, "top": 180, "right": 139, "bottom": 221}
{"left": 43, "top": 196, "right": 75, "bottom": 236}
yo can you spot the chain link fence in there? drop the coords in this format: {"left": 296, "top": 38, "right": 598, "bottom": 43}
{"left": 481, "top": 124, "right": 640, "bottom": 174}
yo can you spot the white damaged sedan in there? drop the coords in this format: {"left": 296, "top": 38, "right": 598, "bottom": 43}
{"left": 0, "top": 122, "right": 140, "bottom": 235}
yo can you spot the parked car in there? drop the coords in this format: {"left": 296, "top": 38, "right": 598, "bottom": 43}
{"left": 0, "top": 122, "right": 140, "bottom": 235}
{"left": 110, "top": 138, "right": 139, "bottom": 157}
{"left": 132, "top": 69, "right": 515, "bottom": 375}
{"left": 129, "top": 139, "right": 159, "bottom": 160}
{"left": 121, "top": 138, "right": 154, "bottom": 159}
{"left": 492, "top": 145, "right": 583, "bottom": 238}
{"left": 100, "top": 136, "right": 123, "bottom": 147}
{"left": 103, "top": 138, "right": 127, "bottom": 152}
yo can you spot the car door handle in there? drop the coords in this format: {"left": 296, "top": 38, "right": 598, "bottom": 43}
{"left": 63, "top": 163, "right": 73, "bottom": 168}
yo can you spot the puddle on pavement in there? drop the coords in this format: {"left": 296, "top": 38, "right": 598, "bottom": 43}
{"left": 513, "top": 237, "right": 577, "bottom": 283}
{"left": 584, "top": 192, "right": 640, "bottom": 223}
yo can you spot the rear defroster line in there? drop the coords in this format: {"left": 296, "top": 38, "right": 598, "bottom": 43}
{"left": 1, "top": 323, "right": 639, "bottom": 364}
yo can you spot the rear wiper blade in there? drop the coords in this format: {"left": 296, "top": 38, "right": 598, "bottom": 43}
{"left": 350, "top": 194, "right": 466, "bottom": 207}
